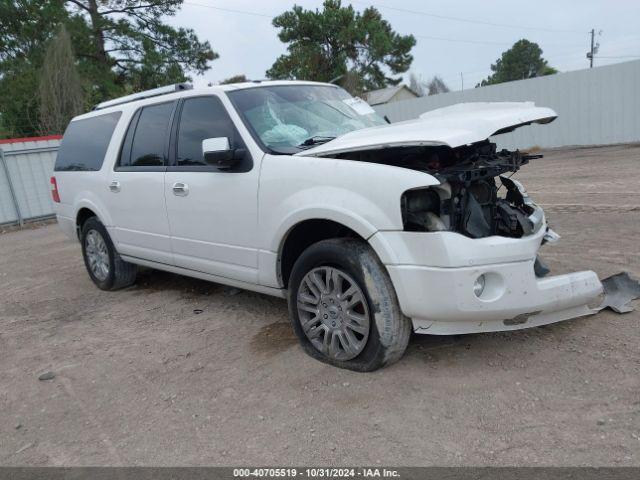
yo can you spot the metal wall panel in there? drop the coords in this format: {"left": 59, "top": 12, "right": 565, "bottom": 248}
{"left": 0, "top": 139, "right": 59, "bottom": 225}
{"left": 374, "top": 60, "right": 640, "bottom": 150}
{"left": 0, "top": 158, "right": 19, "bottom": 224}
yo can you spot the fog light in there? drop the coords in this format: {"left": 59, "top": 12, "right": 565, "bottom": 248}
{"left": 473, "top": 275, "right": 486, "bottom": 297}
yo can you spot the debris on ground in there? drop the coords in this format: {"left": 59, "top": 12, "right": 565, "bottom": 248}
{"left": 15, "top": 443, "right": 34, "bottom": 454}
{"left": 38, "top": 371, "right": 55, "bottom": 381}
{"left": 599, "top": 272, "right": 640, "bottom": 313}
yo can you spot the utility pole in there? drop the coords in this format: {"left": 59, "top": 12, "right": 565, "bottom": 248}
{"left": 460, "top": 72, "right": 464, "bottom": 91}
{"left": 587, "top": 28, "right": 600, "bottom": 68}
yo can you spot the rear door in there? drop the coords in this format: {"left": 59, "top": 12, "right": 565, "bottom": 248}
{"left": 107, "top": 101, "right": 176, "bottom": 264}
{"left": 164, "top": 95, "right": 260, "bottom": 283}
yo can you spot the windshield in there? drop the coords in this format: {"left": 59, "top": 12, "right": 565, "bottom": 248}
{"left": 227, "top": 85, "right": 386, "bottom": 153}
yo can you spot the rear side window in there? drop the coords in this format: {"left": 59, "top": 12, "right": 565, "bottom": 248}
{"left": 119, "top": 101, "right": 175, "bottom": 167}
{"left": 176, "top": 96, "right": 240, "bottom": 167}
{"left": 55, "top": 112, "right": 121, "bottom": 171}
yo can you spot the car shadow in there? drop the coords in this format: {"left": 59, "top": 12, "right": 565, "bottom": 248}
{"left": 126, "top": 268, "right": 586, "bottom": 367}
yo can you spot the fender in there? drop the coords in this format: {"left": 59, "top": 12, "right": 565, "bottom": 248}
{"left": 73, "top": 192, "right": 114, "bottom": 228}
{"left": 268, "top": 195, "right": 386, "bottom": 254}
{"left": 259, "top": 154, "right": 440, "bottom": 254}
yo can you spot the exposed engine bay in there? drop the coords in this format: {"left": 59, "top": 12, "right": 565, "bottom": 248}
{"left": 334, "top": 140, "right": 543, "bottom": 239}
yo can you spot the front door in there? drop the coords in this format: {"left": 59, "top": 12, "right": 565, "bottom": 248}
{"left": 164, "top": 95, "right": 260, "bottom": 283}
{"left": 107, "top": 101, "right": 175, "bottom": 264}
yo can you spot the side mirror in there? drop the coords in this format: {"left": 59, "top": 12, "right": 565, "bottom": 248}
{"left": 202, "top": 137, "right": 244, "bottom": 170}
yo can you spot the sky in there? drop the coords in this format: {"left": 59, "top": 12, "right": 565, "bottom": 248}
{"left": 168, "top": 0, "right": 640, "bottom": 91}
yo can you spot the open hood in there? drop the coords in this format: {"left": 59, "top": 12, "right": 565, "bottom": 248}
{"left": 297, "top": 102, "right": 557, "bottom": 157}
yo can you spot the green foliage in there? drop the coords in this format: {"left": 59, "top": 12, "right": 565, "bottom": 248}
{"left": 220, "top": 74, "right": 249, "bottom": 84}
{"left": 0, "top": 0, "right": 69, "bottom": 137}
{"left": 39, "top": 26, "right": 85, "bottom": 135}
{"left": 0, "top": 0, "right": 217, "bottom": 137}
{"left": 478, "top": 39, "right": 557, "bottom": 87}
{"left": 266, "top": 0, "right": 415, "bottom": 95}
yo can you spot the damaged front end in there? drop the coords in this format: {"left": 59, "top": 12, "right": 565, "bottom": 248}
{"left": 330, "top": 141, "right": 619, "bottom": 333}
{"left": 335, "top": 139, "right": 557, "bottom": 249}
{"left": 397, "top": 140, "right": 546, "bottom": 240}
{"left": 300, "top": 101, "right": 639, "bottom": 333}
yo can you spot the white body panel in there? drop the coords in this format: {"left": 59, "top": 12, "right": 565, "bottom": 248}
{"left": 53, "top": 82, "right": 602, "bottom": 336}
{"left": 164, "top": 168, "right": 261, "bottom": 283}
{"left": 299, "top": 102, "right": 557, "bottom": 157}
{"left": 108, "top": 171, "right": 173, "bottom": 264}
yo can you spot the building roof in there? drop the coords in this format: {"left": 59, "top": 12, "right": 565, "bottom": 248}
{"left": 0, "top": 135, "right": 62, "bottom": 145}
{"left": 364, "top": 84, "right": 418, "bottom": 105}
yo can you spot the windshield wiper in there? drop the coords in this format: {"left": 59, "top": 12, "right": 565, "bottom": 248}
{"left": 298, "top": 135, "right": 336, "bottom": 147}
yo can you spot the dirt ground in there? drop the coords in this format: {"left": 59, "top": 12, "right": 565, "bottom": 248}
{"left": 1, "top": 144, "right": 639, "bottom": 467}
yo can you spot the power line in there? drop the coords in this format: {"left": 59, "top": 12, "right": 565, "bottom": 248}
{"left": 183, "top": 2, "right": 541, "bottom": 48}
{"left": 595, "top": 54, "right": 640, "bottom": 58}
{"left": 351, "top": 1, "right": 587, "bottom": 34}
{"left": 413, "top": 34, "right": 511, "bottom": 46}
{"left": 183, "top": 1, "right": 273, "bottom": 18}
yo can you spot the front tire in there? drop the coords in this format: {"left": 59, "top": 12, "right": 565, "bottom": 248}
{"left": 81, "top": 217, "right": 137, "bottom": 291}
{"left": 288, "top": 238, "right": 411, "bottom": 372}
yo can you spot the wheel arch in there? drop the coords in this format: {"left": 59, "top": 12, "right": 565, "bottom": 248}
{"left": 277, "top": 214, "right": 382, "bottom": 289}
{"left": 73, "top": 197, "right": 112, "bottom": 237}
{"left": 76, "top": 207, "right": 97, "bottom": 235}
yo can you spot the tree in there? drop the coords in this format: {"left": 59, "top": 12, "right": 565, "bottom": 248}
{"left": 266, "top": 0, "right": 415, "bottom": 95}
{"left": 426, "top": 75, "right": 450, "bottom": 95}
{"left": 220, "top": 74, "right": 248, "bottom": 84}
{"left": 409, "top": 73, "right": 450, "bottom": 96}
{"left": 39, "top": 26, "right": 85, "bottom": 135}
{"left": 0, "top": 0, "right": 70, "bottom": 137}
{"left": 409, "top": 72, "right": 426, "bottom": 96}
{"left": 65, "top": 0, "right": 217, "bottom": 96}
{"left": 0, "top": 0, "right": 217, "bottom": 137}
{"left": 478, "top": 39, "right": 557, "bottom": 86}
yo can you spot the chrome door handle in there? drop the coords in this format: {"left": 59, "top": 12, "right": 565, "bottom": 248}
{"left": 172, "top": 182, "right": 189, "bottom": 196}
{"left": 109, "top": 181, "right": 121, "bottom": 193}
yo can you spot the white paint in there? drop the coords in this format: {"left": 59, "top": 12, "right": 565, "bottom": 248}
{"left": 298, "top": 101, "right": 556, "bottom": 157}
{"left": 202, "top": 136, "right": 230, "bottom": 153}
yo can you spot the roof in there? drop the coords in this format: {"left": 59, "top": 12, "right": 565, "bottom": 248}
{"left": 81, "top": 80, "right": 340, "bottom": 119}
{"left": 218, "top": 79, "right": 333, "bottom": 91}
{"left": 364, "top": 84, "right": 419, "bottom": 106}
{"left": 0, "top": 135, "right": 62, "bottom": 145}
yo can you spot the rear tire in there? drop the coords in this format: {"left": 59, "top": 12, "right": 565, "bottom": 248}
{"left": 288, "top": 238, "right": 412, "bottom": 372}
{"left": 81, "top": 217, "right": 137, "bottom": 291}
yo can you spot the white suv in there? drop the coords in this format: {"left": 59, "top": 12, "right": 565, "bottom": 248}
{"left": 52, "top": 81, "right": 603, "bottom": 371}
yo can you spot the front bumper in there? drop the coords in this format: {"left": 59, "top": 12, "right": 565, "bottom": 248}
{"left": 386, "top": 260, "right": 602, "bottom": 334}
{"left": 370, "top": 218, "right": 604, "bottom": 335}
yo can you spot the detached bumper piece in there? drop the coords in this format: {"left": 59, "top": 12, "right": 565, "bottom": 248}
{"left": 598, "top": 272, "right": 640, "bottom": 314}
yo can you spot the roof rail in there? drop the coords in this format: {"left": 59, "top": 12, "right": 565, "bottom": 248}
{"left": 94, "top": 83, "right": 193, "bottom": 110}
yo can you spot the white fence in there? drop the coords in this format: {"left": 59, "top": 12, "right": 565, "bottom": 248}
{"left": 0, "top": 137, "right": 60, "bottom": 225}
{"left": 374, "top": 60, "right": 640, "bottom": 150}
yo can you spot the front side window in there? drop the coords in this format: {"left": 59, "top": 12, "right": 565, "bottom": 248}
{"left": 227, "top": 85, "right": 386, "bottom": 153}
{"left": 120, "top": 101, "right": 175, "bottom": 167}
{"left": 55, "top": 112, "right": 121, "bottom": 171}
{"left": 176, "top": 96, "right": 239, "bottom": 167}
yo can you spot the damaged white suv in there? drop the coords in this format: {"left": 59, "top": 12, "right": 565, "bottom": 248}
{"left": 52, "top": 81, "right": 604, "bottom": 371}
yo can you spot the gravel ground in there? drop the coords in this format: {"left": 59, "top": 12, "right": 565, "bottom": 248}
{"left": 0, "top": 144, "right": 639, "bottom": 466}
